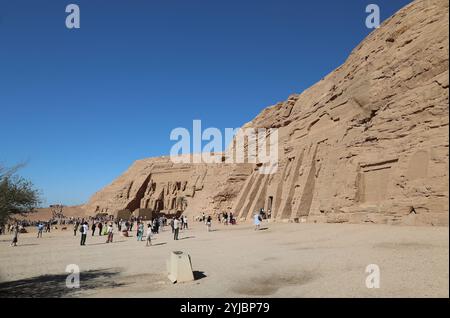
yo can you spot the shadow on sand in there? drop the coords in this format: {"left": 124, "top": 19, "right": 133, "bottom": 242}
{"left": 193, "top": 271, "right": 207, "bottom": 281}
{"left": 0, "top": 268, "right": 125, "bottom": 298}
{"left": 151, "top": 242, "right": 167, "bottom": 246}
{"left": 88, "top": 240, "right": 126, "bottom": 246}
{"left": 179, "top": 236, "right": 196, "bottom": 240}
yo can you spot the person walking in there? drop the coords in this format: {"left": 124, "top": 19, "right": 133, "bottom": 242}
{"left": 80, "top": 222, "right": 88, "bottom": 246}
{"left": 102, "top": 222, "right": 108, "bottom": 235}
{"left": 98, "top": 222, "right": 103, "bottom": 236}
{"left": 150, "top": 218, "right": 156, "bottom": 234}
{"left": 137, "top": 222, "right": 144, "bottom": 241}
{"left": 159, "top": 217, "right": 164, "bottom": 231}
{"left": 129, "top": 220, "right": 134, "bottom": 232}
{"left": 91, "top": 222, "right": 96, "bottom": 236}
{"left": 173, "top": 217, "right": 180, "bottom": 240}
{"left": 146, "top": 223, "right": 152, "bottom": 247}
{"left": 149, "top": 219, "right": 153, "bottom": 234}
{"left": 73, "top": 221, "right": 79, "bottom": 236}
{"left": 37, "top": 222, "right": 44, "bottom": 238}
{"left": 10, "top": 225, "right": 19, "bottom": 247}
{"left": 183, "top": 215, "right": 188, "bottom": 230}
{"left": 254, "top": 213, "right": 262, "bottom": 231}
{"left": 206, "top": 215, "right": 212, "bottom": 232}
{"left": 170, "top": 217, "right": 175, "bottom": 234}
{"left": 106, "top": 223, "right": 114, "bottom": 243}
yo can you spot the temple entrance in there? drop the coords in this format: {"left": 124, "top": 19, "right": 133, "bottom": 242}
{"left": 154, "top": 200, "right": 164, "bottom": 212}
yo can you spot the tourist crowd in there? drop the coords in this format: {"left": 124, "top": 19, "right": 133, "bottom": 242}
{"left": 2, "top": 208, "right": 270, "bottom": 247}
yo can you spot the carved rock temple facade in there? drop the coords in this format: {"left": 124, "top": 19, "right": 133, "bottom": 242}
{"left": 84, "top": 0, "right": 449, "bottom": 226}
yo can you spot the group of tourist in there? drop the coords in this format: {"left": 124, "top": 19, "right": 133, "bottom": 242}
{"left": 217, "top": 212, "right": 236, "bottom": 225}
{"left": 4, "top": 208, "right": 270, "bottom": 247}
{"left": 168, "top": 215, "right": 189, "bottom": 240}
{"left": 70, "top": 215, "right": 174, "bottom": 247}
{"left": 1, "top": 222, "right": 26, "bottom": 247}
{"left": 72, "top": 216, "right": 113, "bottom": 238}
{"left": 9, "top": 224, "right": 22, "bottom": 247}
{"left": 253, "top": 208, "right": 271, "bottom": 230}
{"left": 1, "top": 220, "right": 54, "bottom": 240}
{"left": 73, "top": 220, "right": 114, "bottom": 246}
{"left": 35, "top": 221, "right": 53, "bottom": 237}
{"left": 127, "top": 217, "right": 169, "bottom": 246}
{"left": 2, "top": 222, "right": 29, "bottom": 247}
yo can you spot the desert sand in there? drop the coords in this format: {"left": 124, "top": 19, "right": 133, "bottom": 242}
{"left": 0, "top": 221, "right": 448, "bottom": 298}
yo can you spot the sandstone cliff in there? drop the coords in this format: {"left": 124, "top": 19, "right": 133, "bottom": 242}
{"left": 84, "top": 0, "right": 449, "bottom": 226}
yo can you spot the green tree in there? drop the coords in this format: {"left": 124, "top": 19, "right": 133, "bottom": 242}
{"left": 0, "top": 165, "right": 41, "bottom": 225}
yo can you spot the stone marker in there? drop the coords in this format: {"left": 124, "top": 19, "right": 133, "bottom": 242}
{"left": 166, "top": 251, "right": 194, "bottom": 284}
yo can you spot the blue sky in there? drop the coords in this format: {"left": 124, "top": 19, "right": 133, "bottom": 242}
{"left": 0, "top": 0, "right": 412, "bottom": 206}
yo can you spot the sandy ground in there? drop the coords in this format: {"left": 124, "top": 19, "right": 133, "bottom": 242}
{"left": 0, "top": 221, "right": 448, "bottom": 298}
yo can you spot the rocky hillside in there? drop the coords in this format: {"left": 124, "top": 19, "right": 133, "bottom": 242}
{"left": 84, "top": 0, "right": 449, "bottom": 226}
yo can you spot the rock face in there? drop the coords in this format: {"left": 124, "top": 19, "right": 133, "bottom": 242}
{"left": 84, "top": 154, "right": 254, "bottom": 218}
{"left": 84, "top": 0, "right": 449, "bottom": 226}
